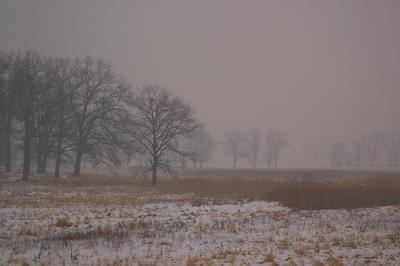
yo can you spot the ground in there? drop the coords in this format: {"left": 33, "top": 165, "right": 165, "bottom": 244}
{"left": 0, "top": 172, "right": 399, "bottom": 265}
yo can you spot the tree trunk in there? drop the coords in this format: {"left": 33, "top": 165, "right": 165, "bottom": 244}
{"left": 36, "top": 137, "right": 49, "bottom": 174}
{"left": 73, "top": 148, "right": 83, "bottom": 177}
{"left": 54, "top": 136, "right": 63, "bottom": 178}
{"left": 22, "top": 124, "right": 31, "bottom": 181}
{"left": 126, "top": 153, "right": 131, "bottom": 167}
{"left": 55, "top": 89, "right": 65, "bottom": 178}
{"left": 152, "top": 165, "right": 157, "bottom": 185}
{"left": 37, "top": 155, "right": 47, "bottom": 174}
{"left": 54, "top": 150, "right": 62, "bottom": 178}
{"left": 36, "top": 155, "right": 43, "bottom": 174}
{"left": 181, "top": 156, "right": 186, "bottom": 170}
{"left": 5, "top": 115, "right": 11, "bottom": 172}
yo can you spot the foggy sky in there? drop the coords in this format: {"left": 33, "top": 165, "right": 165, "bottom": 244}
{"left": 1, "top": 0, "right": 400, "bottom": 167}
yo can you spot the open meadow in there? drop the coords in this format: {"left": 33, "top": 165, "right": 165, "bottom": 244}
{"left": 0, "top": 169, "right": 400, "bottom": 265}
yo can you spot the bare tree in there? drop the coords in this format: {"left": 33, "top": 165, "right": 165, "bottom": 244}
{"left": 50, "top": 58, "right": 78, "bottom": 177}
{"left": 382, "top": 131, "right": 400, "bottom": 167}
{"left": 350, "top": 134, "right": 369, "bottom": 167}
{"left": 129, "top": 86, "right": 198, "bottom": 184}
{"left": 0, "top": 52, "right": 15, "bottom": 172}
{"left": 223, "top": 130, "right": 245, "bottom": 168}
{"left": 11, "top": 50, "right": 48, "bottom": 180}
{"left": 365, "top": 133, "right": 385, "bottom": 167}
{"left": 33, "top": 58, "right": 61, "bottom": 174}
{"left": 328, "top": 142, "right": 348, "bottom": 169}
{"left": 264, "top": 129, "right": 289, "bottom": 168}
{"left": 244, "top": 128, "right": 261, "bottom": 168}
{"left": 187, "top": 126, "right": 215, "bottom": 168}
{"left": 69, "top": 57, "right": 131, "bottom": 177}
{"left": 305, "top": 138, "right": 325, "bottom": 168}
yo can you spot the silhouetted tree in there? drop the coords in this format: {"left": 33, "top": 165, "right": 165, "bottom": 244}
{"left": 0, "top": 52, "right": 15, "bottom": 172}
{"left": 49, "top": 58, "right": 78, "bottom": 177}
{"left": 69, "top": 57, "right": 131, "bottom": 177}
{"left": 129, "top": 86, "right": 198, "bottom": 184}
{"left": 11, "top": 50, "right": 47, "bottom": 180}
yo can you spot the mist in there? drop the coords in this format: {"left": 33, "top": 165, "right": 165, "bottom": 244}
{"left": 1, "top": 0, "right": 400, "bottom": 168}
{"left": 2, "top": 2, "right": 400, "bottom": 265}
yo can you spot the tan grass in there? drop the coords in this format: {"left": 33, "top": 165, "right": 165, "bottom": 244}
{"left": 157, "top": 170, "right": 400, "bottom": 210}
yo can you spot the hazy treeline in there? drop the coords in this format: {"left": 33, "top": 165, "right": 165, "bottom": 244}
{"left": 327, "top": 132, "right": 400, "bottom": 169}
{"left": 0, "top": 50, "right": 210, "bottom": 183}
{"left": 222, "top": 129, "right": 289, "bottom": 169}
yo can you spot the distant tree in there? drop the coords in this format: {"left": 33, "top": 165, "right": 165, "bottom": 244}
{"left": 350, "top": 134, "right": 369, "bottom": 167}
{"left": 129, "top": 86, "right": 198, "bottom": 184}
{"left": 305, "top": 138, "right": 325, "bottom": 168}
{"left": 187, "top": 126, "right": 215, "bottom": 168}
{"left": 382, "top": 131, "right": 400, "bottom": 167}
{"left": 328, "top": 142, "right": 348, "bottom": 169}
{"left": 365, "top": 133, "right": 384, "bottom": 167}
{"left": 264, "top": 130, "right": 289, "bottom": 168}
{"left": 223, "top": 130, "right": 245, "bottom": 168}
{"left": 244, "top": 128, "right": 261, "bottom": 168}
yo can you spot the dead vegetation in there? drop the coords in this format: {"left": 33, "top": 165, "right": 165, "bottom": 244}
{"left": 158, "top": 169, "right": 400, "bottom": 210}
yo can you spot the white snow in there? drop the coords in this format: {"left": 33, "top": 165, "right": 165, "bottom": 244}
{"left": 0, "top": 189, "right": 399, "bottom": 265}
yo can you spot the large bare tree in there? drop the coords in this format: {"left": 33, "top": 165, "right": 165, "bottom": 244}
{"left": 50, "top": 58, "right": 78, "bottom": 177}
{"left": 0, "top": 52, "right": 15, "bottom": 172}
{"left": 11, "top": 50, "right": 48, "bottom": 180}
{"left": 69, "top": 57, "right": 131, "bottom": 177}
{"left": 129, "top": 86, "right": 198, "bottom": 184}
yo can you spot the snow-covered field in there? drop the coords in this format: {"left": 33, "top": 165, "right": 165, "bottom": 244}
{"left": 0, "top": 180, "right": 399, "bottom": 265}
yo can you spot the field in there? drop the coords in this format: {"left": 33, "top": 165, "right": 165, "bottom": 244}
{"left": 0, "top": 169, "right": 400, "bottom": 265}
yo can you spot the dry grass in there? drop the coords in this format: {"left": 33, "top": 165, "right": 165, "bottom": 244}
{"left": 158, "top": 169, "right": 400, "bottom": 210}
{"left": 1, "top": 169, "right": 400, "bottom": 211}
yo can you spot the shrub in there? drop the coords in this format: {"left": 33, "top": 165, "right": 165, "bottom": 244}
{"left": 55, "top": 217, "right": 72, "bottom": 227}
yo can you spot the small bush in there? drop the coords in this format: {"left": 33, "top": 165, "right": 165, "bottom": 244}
{"left": 55, "top": 217, "right": 72, "bottom": 227}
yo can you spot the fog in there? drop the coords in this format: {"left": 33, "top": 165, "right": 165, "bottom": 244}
{"left": 1, "top": 0, "right": 400, "bottom": 168}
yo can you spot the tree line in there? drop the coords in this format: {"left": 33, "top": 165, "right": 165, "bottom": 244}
{"left": 328, "top": 132, "right": 400, "bottom": 169}
{"left": 222, "top": 129, "right": 289, "bottom": 168}
{"left": 0, "top": 50, "right": 203, "bottom": 184}
{"left": 3, "top": 50, "right": 397, "bottom": 177}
